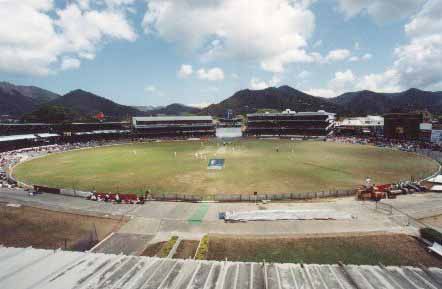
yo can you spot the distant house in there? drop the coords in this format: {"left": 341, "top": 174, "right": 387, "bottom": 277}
{"left": 335, "top": 115, "right": 384, "bottom": 136}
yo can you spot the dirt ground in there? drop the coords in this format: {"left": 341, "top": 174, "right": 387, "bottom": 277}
{"left": 141, "top": 242, "right": 166, "bottom": 257}
{"left": 0, "top": 202, "right": 124, "bottom": 251}
{"left": 206, "top": 233, "right": 442, "bottom": 267}
{"left": 173, "top": 240, "right": 199, "bottom": 259}
{"left": 420, "top": 214, "right": 442, "bottom": 229}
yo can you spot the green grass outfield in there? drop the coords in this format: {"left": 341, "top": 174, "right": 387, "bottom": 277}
{"left": 13, "top": 139, "right": 439, "bottom": 195}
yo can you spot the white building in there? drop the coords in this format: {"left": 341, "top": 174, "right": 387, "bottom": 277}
{"left": 337, "top": 115, "right": 384, "bottom": 127}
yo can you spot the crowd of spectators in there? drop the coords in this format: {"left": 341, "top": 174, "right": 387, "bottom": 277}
{"left": 328, "top": 136, "right": 442, "bottom": 152}
{"left": 88, "top": 192, "right": 145, "bottom": 204}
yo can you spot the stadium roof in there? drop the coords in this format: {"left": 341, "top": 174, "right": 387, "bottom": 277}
{"left": 133, "top": 116, "right": 213, "bottom": 122}
{"left": 36, "top": 133, "right": 59, "bottom": 138}
{"left": 247, "top": 111, "right": 335, "bottom": 117}
{"left": 0, "top": 134, "right": 36, "bottom": 142}
{"left": 0, "top": 123, "right": 51, "bottom": 126}
{"left": 1, "top": 247, "right": 441, "bottom": 289}
{"left": 74, "top": 130, "right": 131, "bottom": 135}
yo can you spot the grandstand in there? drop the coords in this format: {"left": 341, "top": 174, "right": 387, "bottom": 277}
{"left": 132, "top": 116, "right": 215, "bottom": 139}
{"left": 245, "top": 110, "right": 335, "bottom": 137}
{"left": 58, "top": 122, "right": 131, "bottom": 142}
{"left": 1, "top": 247, "right": 441, "bottom": 289}
{"left": 384, "top": 112, "right": 431, "bottom": 140}
{"left": 0, "top": 122, "right": 131, "bottom": 152}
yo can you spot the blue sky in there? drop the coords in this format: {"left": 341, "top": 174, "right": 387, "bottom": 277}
{"left": 0, "top": 0, "right": 441, "bottom": 107}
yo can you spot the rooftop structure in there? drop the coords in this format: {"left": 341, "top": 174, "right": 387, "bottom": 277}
{"left": 0, "top": 247, "right": 441, "bottom": 289}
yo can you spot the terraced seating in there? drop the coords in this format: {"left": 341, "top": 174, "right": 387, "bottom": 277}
{"left": 0, "top": 246, "right": 441, "bottom": 289}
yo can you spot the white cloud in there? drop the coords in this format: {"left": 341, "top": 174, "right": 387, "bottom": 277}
{"left": 307, "top": 0, "right": 441, "bottom": 96}
{"left": 297, "top": 70, "right": 310, "bottom": 79}
{"left": 197, "top": 67, "right": 225, "bottom": 81}
{"left": 329, "top": 69, "right": 355, "bottom": 91}
{"left": 349, "top": 53, "right": 372, "bottom": 62}
{"left": 313, "top": 40, "right": 322, "bottom": 48}
{"left": 362, "top": 53, "right": 372, "bottom": 60}
{"left": 60, "top": 57, "right": 81, "bottom": 70}
{"left": 76, "top": 0, "right": 91, "bottom": 10}
{"left": 250, "top": 76, "right": 281, "bottom": 90}
{"left": 355, "top": 0, "right": 442, "bottom": 91}
{"left": 325, "top": 49, "right": 351, "bottom": 62}
{"left": 189, "top": 102, "right": 212, "bottom": 108}
{"left": 0, "top": 1, "right": 136, "bottom": 76}
{"left": 305, "top": 88, "right": 336, "bottom": 98}
{"left": 309, "top": 68, "right": 401, "bottom": 97}
{"left": 349, "top": 56, "right": 359, "bottom": 62}
{"left": 405, "top": 0, "right": 442, "bottom": 38}
{"left": 392, "top": 0, "right": 442, "bottom": 89}
{"left": 56, "top": 4, "right": 137, "bottom": 56}
{"left": 356, "top": 69, "right": 400, "bottom": 92}
{"left": 177, "top": 64, "right": 193, "bottom": 78}
{"left": 144, "top": 84, "right": 164, "bottom": 96}
{"left": 336, "top": 0, "right": 424, "bottom": 23}
{"left": 143, "top": 0, "right": 316, "bottom": 73}
{"left": 144, "top": 85, "right": 157, "bottom": 93}
{"left": 260, "top": 49, "right": 319, "bottom": 73}
{"left": 103, "top": 0, "right": 137, "bottom": 7}
{"left": 307, "top": 69, "right": 356, "bottom": 97}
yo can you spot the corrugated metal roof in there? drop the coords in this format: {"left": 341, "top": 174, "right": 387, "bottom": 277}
{"left": 0, "top": 247, "right": 441, "bottom": 289}
{"left": 0, "top": 134, "right": 36, "bottom": 142}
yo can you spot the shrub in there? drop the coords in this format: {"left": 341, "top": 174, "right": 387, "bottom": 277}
{"left": 158, "top": 236, "right": 179, "bottom": 257}
{"left": 420, "top": 227, "right": 442, "bottom": 244}
{"left": 195, "top": 235, "right": 209, "bottom": 260}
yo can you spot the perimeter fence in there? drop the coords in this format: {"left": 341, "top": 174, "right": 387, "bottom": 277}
{"left": 374, "top": 201, "right": 434, "bottom": 230}
{"left": 150, "top": 189, "right": 356, "bottom": 202}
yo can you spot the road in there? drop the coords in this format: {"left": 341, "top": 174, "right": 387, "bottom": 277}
{"left": 2, "top": 187, "right": 441, "bottom": 254}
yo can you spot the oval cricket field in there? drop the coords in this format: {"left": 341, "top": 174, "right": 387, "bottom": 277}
{"left": 13, "top": 140, "right": 439, "bottom": 195}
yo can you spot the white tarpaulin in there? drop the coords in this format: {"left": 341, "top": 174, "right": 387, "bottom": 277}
{"left": 224, "top": 209, "right": 353, "bottom": 222}
{"left": 427, "top": 175, "right": 442, "bottom": 183}
{"left": 430, "top": 185, "right": 442, "bottom": 192}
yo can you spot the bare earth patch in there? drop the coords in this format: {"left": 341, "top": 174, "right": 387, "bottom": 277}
{"left": 141, "top": 242, "right": 166, "bottom": 257}
{"left": 420, "top": 214, "right": 442, "bottom": 229}
{"left": 0, "top": 203, "right": 124, "bottom": 251}
{"left": 173, "top": 240, "right": 199, "bottom": 259}
{"left": 206, "top": 233, "right": 442, "bottom": 267}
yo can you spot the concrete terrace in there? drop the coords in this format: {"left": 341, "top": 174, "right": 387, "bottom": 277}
{"left": 1, "top": 246, "right": 442, "bottom": 289}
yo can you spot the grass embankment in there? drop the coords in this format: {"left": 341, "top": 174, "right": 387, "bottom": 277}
{"left": 195, "top": 235, "right": 209, "bottom": 260}
{"left": 157, "top": 236, "right": 179, "bottom": 257}
{"left": 0, "top": 203, "right": 123, "bottom": 251}
{"left": 205, "top": 233, "right": 442, "bottom": 267}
